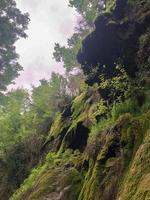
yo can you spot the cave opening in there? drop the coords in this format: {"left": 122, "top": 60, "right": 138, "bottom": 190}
{"left": 67, "top": 122, "right": 90, "bottom": 152}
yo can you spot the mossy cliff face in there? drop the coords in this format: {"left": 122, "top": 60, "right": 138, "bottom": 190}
{"left": 9, "top": 0, "right": 150, "bottom": 199}
{"left": 9, "top": 86, "right": 150, "bottom": 200}
{"left": 79, "top": 111, "right": 150, "bottom": 200}
{"left": 77, "top": 0, "right": 150, "bottom": 85}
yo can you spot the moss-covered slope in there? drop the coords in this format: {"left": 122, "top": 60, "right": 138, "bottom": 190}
{"left": 8, "top": 0, "right": 150, "bottom": 199}
{"left": 9, "top": 85, "right": 150, "bottom": 200}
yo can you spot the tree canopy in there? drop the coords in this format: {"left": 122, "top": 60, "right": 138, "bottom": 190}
{"left": 53, "top": 1, "right": 105, "bottom": 72}
{"left": 0, "top": 0, "right": 29, "bottom": 92}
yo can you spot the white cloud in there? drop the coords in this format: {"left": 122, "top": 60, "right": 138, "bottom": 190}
{"left": 12, "top": 0, "right": 77, "bottom": 89}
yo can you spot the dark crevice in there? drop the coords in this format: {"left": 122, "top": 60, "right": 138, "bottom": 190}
{"left": 65, "top": 122, "right": 90, "bottom": 152}
{"left": 62, "top": 103, "right": 72, "bottom": 118}
{"left": 41, "top": 127, "right": 68, "bottom": 152}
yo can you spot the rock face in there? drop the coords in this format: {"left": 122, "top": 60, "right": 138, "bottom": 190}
{"left": 8, "top": 0, "right": 150, "bottom": 200}
{"left": 77, "top": 0, "right": 150, "bottom": 85}
{"left": 9, "top": 87, "right": 150, "bottom": 200}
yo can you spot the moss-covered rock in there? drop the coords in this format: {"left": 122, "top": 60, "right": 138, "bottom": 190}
{"left": 9, "top": 150, "right": 85, "bottom": 200}
{"left": 9, "top": 107, "right": 150, "bottom": 200}
{"left": 7, "top": 0, "right": 150, "bottom": 199}
{"left": 118, "top": 129, "right": 150, "bottom": 200}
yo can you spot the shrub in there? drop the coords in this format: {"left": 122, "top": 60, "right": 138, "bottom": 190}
{"left": 111, "top": 98, "right": 140, "bottom": 120}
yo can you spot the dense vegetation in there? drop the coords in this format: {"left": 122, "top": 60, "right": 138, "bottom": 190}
{"left": 0, "top": 0, "right": 150, "bottom": 200}
{"left": 0, "top": 0, "right": 29, "bottom": 95}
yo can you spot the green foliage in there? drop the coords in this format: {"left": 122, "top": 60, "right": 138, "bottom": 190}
{"left": 72, "top": 92, "right": 86, "bottom": 119}
{"left": 0, "top": 0, "right": 29, "bottom": 92}
{"left": 10, "top": 150, "right": 84, "bottom": 200}
{"left": 69, "top": 0, "right": 102, "bottom": 25}
{"left": 99, "top": 65, "right": 132, "bottom": 101}
{"left": 0, "top": 89, "right": 30, "bottom": 152}
{"left": 53, "top": 37, "right": 81, "bottom": 71}
{"left": 1, "top": 0, "right": 150, "bottom": 199}
{"left": 105, "top": 0, "right": 116, "bottom": 12}
{"left": 0, "top": 72, "right": 78, "bottom": 198}
{"left": 111, "top": 99, "right": 140, "bottom": 120}
{"left": 46, "top": 112, "right": 63, "bottom": 143}
{"left": 118, "top": 128, "right": 150, "bottom": 200}
{"left": 0, "top": 71, "right": 79, "bottom": 153}
{"left": 30, "top": 73, "right": 72, "bottom": 135}
{"left": 91, "top": 117, "right": 113, "bottom": 135}
{"left": 88, "top": 100, "right": 108, "bottom": 123}
{"left": 0, "top": 134, "right": 43, "bottom": 200}
{"left": 79, "top": 110, "right": 150, "bottom": 200}
{"left": 71, "top": 85, "right": 108, "bottom": 124}
{"left": 53, "top": 0, "right": 103, "bottom": 72}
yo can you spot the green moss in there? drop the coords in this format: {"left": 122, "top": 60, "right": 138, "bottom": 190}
{"left": 3, "top": 0, "right": 150, "bottom": 198}
{"left": 71, "top": 86, "right": 106, "bottom": 126}
{"left": 10, "top": 150, "right": 84, "bottom": 200}
{"left": 9, "top": 77, "right": 150, "bottom": 200}
{"left": 88, "top": 100, "right": 108, "bottom": 124}
{"left": 79, "top": 110, "right": 150, "bottom": 200}
{"left": 10, "top": 109, "right": 150, "bottom": 200}
{"left": 118, "top": 129, "right": 150, "bottom": 200}
{"left": 60, "top": 87, "right": 108, "bottom": 152}
{"left": 45, "top": 112, "right": 71, "bottom": 151}
{"left": 105, "top": 0, "right": 116, "bottom": 13}
{"left": 62, "top": 168, "right": 83, "bottom": 200}
{"left": 46, "top": 112, "right": 63, "bottom": 141}
{"left": 111, "top": 98, "right": 140, "bottom": 120}
{"left": 72, "top": 92, "right": 87, "bottom": 120}
{"left": 78, "top": 162, "right": 101, "bottom": 200}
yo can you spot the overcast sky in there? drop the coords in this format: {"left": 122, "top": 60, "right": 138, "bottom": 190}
{"left": 10, "top": 0, "right": 77, "bottom": 90}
